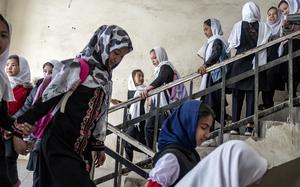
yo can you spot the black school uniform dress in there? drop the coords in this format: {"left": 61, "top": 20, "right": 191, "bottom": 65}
{"left": 145, "top": 64, "right": 174, "bottom": 149}
{"left": 202, "top": 39, "right": 226, "bottom": 126}
{"left": 227, "top": 21, "right": 259, "bottom": 129}
{"left": 17, "top": 85, "right": 104, "bottom": 187}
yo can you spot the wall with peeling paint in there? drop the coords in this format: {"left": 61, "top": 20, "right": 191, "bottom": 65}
{"left": 1, "top": 0, "right": 279, "bottom": 166}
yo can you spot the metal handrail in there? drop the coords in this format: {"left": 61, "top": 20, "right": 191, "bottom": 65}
{"left": 109, "top": 30, "right": 300, "bottom": 113}
{"left": 99, "top": 30, "right": 300, "bottom": 187}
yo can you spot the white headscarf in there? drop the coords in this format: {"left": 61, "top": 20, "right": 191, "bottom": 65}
{"left": 285, "top": 0, "right": 300, "bottom": 14}
{"left": 176, "top": 140, "right": 268, "bottom": 187}
{"left": 198, "top": 19, "right": 228, "bottom": 91}
{"left": 153, "top": 47, "right": 178, "bottom": 79}
{"left": 7, "top": 56, "right": 31, "bottom": 89}
{"left": 266, "top": 7, "right": 284, "bottom": 37}
{"left": 227, "top": 2, "right": 272, "bottom": 68}
{"left": 127, "top": 73, "right": 146, "bottom": 127}
{"left": 242, "top": 1, "right": 261, "bottom": 22}
{"left": 0, "top": 15, "right": 14, "bottom": 101}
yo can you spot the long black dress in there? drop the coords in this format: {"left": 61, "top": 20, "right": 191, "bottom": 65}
{"left": 17, "top": 85, "right": 105, "bottom": 187}
{"left": 202, "top": 39, "right": 224, "bottom": 126}
{"left": 227, "top": 21, "right": 259, "bottom": 125}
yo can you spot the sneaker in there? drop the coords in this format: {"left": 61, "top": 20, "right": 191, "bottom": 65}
{"left": 230, "top": 130, "right": 240, "bottom": 135}
{"left": 244, "top": 127, "right": 254, "bottom": 136}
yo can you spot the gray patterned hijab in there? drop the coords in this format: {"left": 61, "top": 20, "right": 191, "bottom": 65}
{"left": 42, "top": 25, "right": 133, "bottom": 142}
{"left": 42, "top": 25, "right": 133, "bottom": 101}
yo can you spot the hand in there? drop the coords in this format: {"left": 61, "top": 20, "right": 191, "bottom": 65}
{"left": 15, "top": 122, "right": 35, "bottom": 136}
{"left": 140, "top": 89, "right": 149, "bottom": 99}
{"left": 94, "top": 151, "right": 106, "bottom": 167}
{"left": 3, "top": 130, "right": 13, "bottom": 140}
{"left": 13, "top": 136, "right": 30, "bottom": 155}
{"left": 197, "top": 65, "right": 207, "bottom": 75}
{"left": 111, "top": 99, "right": 122, "bottom": 105}
{"left": 141, "top": 86, "right": 154, "bottom": 99}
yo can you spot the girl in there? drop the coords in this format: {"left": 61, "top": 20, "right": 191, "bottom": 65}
{"left": 175, "top": 140, "right": 267, "bottom": 187}
{"left": 227, "top": 2, "right": 271, "bottom": 136}
{"left": 259, "top": 7, "right": 285, "bottom": 110}
{"left": 278, "top": 0, "right": 300, "bottom": 16}
{"left": 141, "top": 47, "right": 181, "bottom": 150}
{"left": 0, "top": 13, "right": 16, "bottom": 187}
{"left": 197, "top": 18, "right": 229, "bottom": 127}
{"left": 124, "top": 69, "right": 147, "bottom": 161}
{"left": 5, "top": 55, "right": 32, "bottom": 115}
{"left": 13, "top": 60, "right": 57, "bottom": 187}
{"left": 13, "top": 25, "right": 133, "bottom": 187}
{"left": 278, "top": 0, "right": 300, "bottom": 99}
{"left": 4, "top": 55, "right": 31, "bottom": 187}
{"left": 147, "top": 100, "right": 215, "bottom": 187}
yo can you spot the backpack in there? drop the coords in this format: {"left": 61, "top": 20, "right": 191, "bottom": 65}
{"left": 168, "top": 73, "right": 188, "bottom": 103}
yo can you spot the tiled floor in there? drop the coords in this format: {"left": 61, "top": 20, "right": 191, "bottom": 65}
{"left": 17, "top": 159, "right": 121, "bottom": 187}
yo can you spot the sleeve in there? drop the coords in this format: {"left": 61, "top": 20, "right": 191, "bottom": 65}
{"left": 7, "top": 87, "right": 30, "bottom": 115}
{"left": 150, "top": 65, "right": 174, "bottom": 88}
{"left": 205, "top": 39, "right": 223, "bottom": 67}
{"left": 0, "top": 100, "right": 16, "bottom": 132}
{"left": 13, "top": 86, "right": 38, "bottom": 118}
{"left": 148, "top": 153, "right": 180, "bottom": 187}
{"left": 147, "top": 180, "right": 163, "bottom": 187}
{"left": 17, "top": 94, "right": 63, "bottom": 126}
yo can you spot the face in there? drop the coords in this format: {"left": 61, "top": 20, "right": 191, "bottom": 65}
{"left": 195, "top": 114, "right": 214, "bottom": 145}
{"left": 133, "top": 71, "right": 144, "bottom": 86}
{"left": 267, "top": 8, "right": 278, "bottom": 22}
{"left": 203, "top": 23, "right": 213, "bottom": 39}
{"left": 43, "top": 64, "right": 53, "bottom": 77}
{"left": 0, "top": 20, "right": 9, "bottom": 55}
{"left": 5, "top": 59, "right": 20, "bottom": 76}
{"left": 108, "top": 47, "right": 131, "bottom": 69}
{"left": 150, "top": 51, "right": 159, "bottom": 67}
{"left": 279, "top": 2, "right": 289, "bottom": 15}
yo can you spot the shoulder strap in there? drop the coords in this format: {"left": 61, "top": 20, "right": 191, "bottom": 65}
{"left": 60, "top": 59, "right": 90, "bottom": 113}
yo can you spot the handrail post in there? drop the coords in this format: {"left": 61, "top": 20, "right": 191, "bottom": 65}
{"left": 218, "top": 66, "right": 226, "bottom": 145}
{"left": 288, "top": 39, "right": 294, "bottom": 123}
{"left": 189, "top": 80, "right": 193, "bottom": 98}
{"left": 153, "top": 92, "right": 161, "bottom": 151}
{"left": 254, "top": 52, "right": 259, "bottom": 137}
{"left": 114, "top": 107, "right": 127, "bottom": 187}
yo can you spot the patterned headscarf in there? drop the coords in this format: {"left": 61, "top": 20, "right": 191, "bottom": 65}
{"left": 43, "top": 25, "right": 133, "bottom": 101}
{"left": 42, "top": 25, "right": 133, "bottom": 142}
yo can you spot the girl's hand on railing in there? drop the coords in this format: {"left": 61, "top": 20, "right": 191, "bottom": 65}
{"left": 111, "top": 99, "right": 122, "bottom": 105}
{"left": 141, "top": 86, "right": 154, "bottom": 99}
{"left": 198, "top": 65, "right": 207, "bottom": 75}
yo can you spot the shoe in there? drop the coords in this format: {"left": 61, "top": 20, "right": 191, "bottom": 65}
{"left": 244, "top": 127, "right": 254, "bottom": 136}
{"left": 230, "top": 130, "right": 240, "bottom": 135}
{"left": 258, "top": 104, "right": 265, "bottom": 111}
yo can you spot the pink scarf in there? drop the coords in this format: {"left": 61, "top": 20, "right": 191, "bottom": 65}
{"left": 32, "top": 59, "right": 90, "bottom": 138}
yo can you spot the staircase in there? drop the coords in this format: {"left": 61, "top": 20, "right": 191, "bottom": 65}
{"left": 93, "top": 30, "right": 300, "bottom": 187}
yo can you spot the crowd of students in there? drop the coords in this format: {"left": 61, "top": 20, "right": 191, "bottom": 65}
{"left": 0, "top": 0, "right": 299, "bottom": 187}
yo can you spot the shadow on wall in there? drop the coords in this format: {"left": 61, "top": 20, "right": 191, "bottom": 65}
{"left": 259, "top": 157, "right": 300, "bottom": 187}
